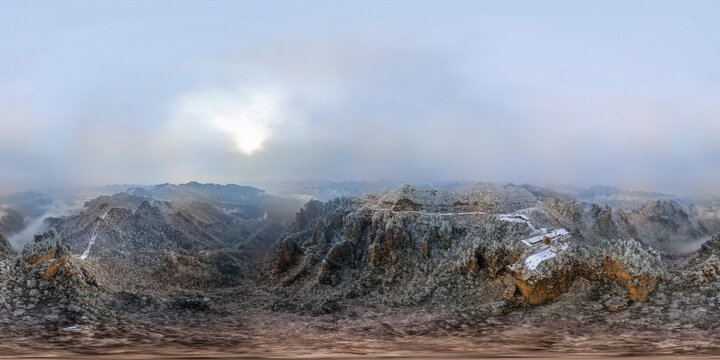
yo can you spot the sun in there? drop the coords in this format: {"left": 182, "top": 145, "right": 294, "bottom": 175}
{"left": 211, "top": 93, "right": 277, "bottom": 155}
{"left": 213, "top": 115, "right": 268, "bottom": 155}
{"left": 175, "top": 88, "right": 280, "bottom": 155}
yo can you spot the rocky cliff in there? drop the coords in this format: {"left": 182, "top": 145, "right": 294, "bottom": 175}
{"left": 0, "top": 230, "right": 106, "bottom": 328}
{"left": 0, "top": 207, "right": 25, "bottom": 236}
{"left": 267, "top": 184, "right": 669, "bottom": 314}
{"left": 0, "top": 234, "right": 14, "bottom": 261}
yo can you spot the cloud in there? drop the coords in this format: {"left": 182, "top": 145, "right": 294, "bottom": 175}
{"left": 6, "top": 199, "right": 85, "bottom": 249}
{"left": 1, "top": 1, "right": 720, "bottom": 196}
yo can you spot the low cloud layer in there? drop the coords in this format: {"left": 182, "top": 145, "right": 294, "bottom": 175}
{"left": 1, "top": 1, "right": 719, "bottom": 195}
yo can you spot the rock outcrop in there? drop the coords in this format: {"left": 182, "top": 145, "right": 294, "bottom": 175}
{"left": 276, "top": 238, "right": 303, "bottom": 273}
{"left": 0, "top": 234, "right": 14, "bottom": 261}
{"left": 600, "top": 239, "right": 662, "bottom": 302}
{"left": 22, "top": 230, "right": 74, "bottom": 280}
{"left": 512, "top": 268, "right": 576, "bottom": 305}
{"left": 0, "top": 207, "right": 25, "bottom": 236}
{"left": 700, "top": 235, "right": 720, "bottom": 255}
{"left": 680, "top": 235, "right": 720, "bottom": 288}
{"left": 456, "top": 183, "right": 537, "bottom": 213}
{"left": 543, "top": 198, "right": 584, "bottom": 225}
{"left": 0, "top": 230, "right": 106, "bottom": 326}
{"left": 379, "top": 185, "right": 457, "bottom": 212}
{"left": 268, "top": 184, "right": 671, "bottom": 312}
{"left": 508, "top": 246, "right": 578, "bottom": 305}
{"left": 615, "top": 200, "right": 710, "bottom": 250}
{"left": 589, "top": 204, "right": 617, "bottom": 238}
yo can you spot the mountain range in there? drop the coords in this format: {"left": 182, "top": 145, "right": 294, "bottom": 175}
{"left": 2, "top": 181, "right": 720, "bottom": 355}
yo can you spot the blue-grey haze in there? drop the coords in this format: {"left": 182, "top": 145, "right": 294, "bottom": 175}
{"left": 1, "top": 1, "right": 719, "bottom": 196}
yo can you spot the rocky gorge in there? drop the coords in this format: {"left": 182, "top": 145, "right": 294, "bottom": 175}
{"left": 1, "top": 182, "right": 720, "bottom": 357}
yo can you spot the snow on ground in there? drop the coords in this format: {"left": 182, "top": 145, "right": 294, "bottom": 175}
{"left": 371, "top": 208, "right": 486, "bottom": 216}
{"left": 524, "top": 243, "right": 570, "bottom": 271}
{"left": 80, "top": 229, "right": 99, "bottom": 260}
{"left": 80, "top": 208, "right": 110, "bottom": 260}
{"left": 525, "top": 249, "right": 557, "bottom": 271}
{"left": 494, "top": 211, "right": 573, "bottom": 271}
{"left": 496, "top": 210, "right": 538, "bottom": 231}
{"left": 437, "top": 211, "right": 486, "bottom": 216}
{"left": 497, "top": 213, "right": 531, "bottom": 223}
{"left": 62, "top": 325, "right": 85, "bottom": 333}
{"left": 519, "top": 228, "right": 571, "bottom": 271}
{"left": 521, "top": 229, "right": 569, "bottom": 246}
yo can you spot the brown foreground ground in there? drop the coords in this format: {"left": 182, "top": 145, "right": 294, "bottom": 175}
{"left": 2, "top": 303, "right": 720, "bottom": 359}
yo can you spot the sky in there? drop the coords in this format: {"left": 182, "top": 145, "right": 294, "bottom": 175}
{"left": 1, "top": 0, "right": 719, "bottom": 195}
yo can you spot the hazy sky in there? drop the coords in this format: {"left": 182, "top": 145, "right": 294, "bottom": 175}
{"left": 1, "top": 1, "right": 719, "bottom": 195}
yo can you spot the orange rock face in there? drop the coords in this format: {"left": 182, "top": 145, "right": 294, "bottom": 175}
{"left": 368, "top": 244, "right": 384, "bottom": 267}
{"left": 392, "top": 198, "right": 422, "bottom": 212}
{"left": 23, "top": 231, "right": 75, "bottom": 280}
{"left": 42, "top": 254, "right": 69, "bottom": 280}
{"left": 369, "top": 226, "right": 403, "bottom": 267}
{"left": 313, "top": 220, "right": 327, "bottom": 247}
{"left": 24, "top": 249, "right": 58, "bottom": 266}
{"left": 512, "top": 269, "right": 576, "bottom": 305}
{"left": 603, "top": 257, "right": 657, "bottom": 302}
{"left": 276, "top": 240, "right": 302, "bottom": 274}
{"left": 317, "top": 261, "right": 332, "bottom": 284}
{"left": 456, "top": 258, "right": 481, "bottom": 275}
{"left": 485, "top": 247, "right": 522, "bottom": 277}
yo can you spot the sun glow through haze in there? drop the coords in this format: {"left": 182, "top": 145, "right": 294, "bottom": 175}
{"left": 214, "top": 116, "right": 266, "bottom": 154}
{"left": 1, "top": 1, "right": 720, "bottom": 194}
{"left": 174, "top": 88, "right": 280, "bottom": 155}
